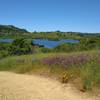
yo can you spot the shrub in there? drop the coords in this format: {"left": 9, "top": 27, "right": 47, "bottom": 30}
{"left": 83, "top": 78, "right": 93, "bottom": 90}
{"left": 0, "top": 50, "right": 9, "bottom": 59}
{"left": 40, "top": 47, "right": 52, "bottom": 53}
{"left": 9, "top": 38, "right": 32, "bottom": 55}
{"left": 41, "top": 54, "right": 91, "bottom": 67}
{"left": 60, "top": 72, "right": 69, "bottom": 83}
{"left": 54, "top": 43, "right": 77, "bottom": 52}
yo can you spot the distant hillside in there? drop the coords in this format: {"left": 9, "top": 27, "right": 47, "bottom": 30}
{"left": 0, "top": 24, "right": 100, "bottom": 39}
{"left": 0, "top": 25, "right": 29, "bottom": 35}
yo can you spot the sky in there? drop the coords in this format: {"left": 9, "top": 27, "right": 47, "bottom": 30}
{"left": 0, "top": 0, "right": 100, "bottom": 33}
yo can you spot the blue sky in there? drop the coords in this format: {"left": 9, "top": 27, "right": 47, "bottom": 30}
{"left": 0, "top": 0, "right": 100, "bottom": 32}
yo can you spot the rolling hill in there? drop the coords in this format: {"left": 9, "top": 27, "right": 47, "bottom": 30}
{"left": 0, "top": 25, "right": 29, "bottom": 35}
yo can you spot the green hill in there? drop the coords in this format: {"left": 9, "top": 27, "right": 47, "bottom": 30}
{"left": 0, "top": 25, "right": 29, "bottom": 35}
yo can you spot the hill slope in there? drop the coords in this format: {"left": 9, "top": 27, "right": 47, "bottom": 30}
{"left": 0, "top": 25, "right": 28, "bottom": 35}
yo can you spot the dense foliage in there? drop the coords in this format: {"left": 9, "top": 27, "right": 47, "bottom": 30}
{"left": 0, "top": 34, "right": 100, "bottom": 58}
{"left": 0, "top": 38, "right": 33, "bottom": 58}
{"left": 9, "top": 38, "right": 32, "bottom": 55}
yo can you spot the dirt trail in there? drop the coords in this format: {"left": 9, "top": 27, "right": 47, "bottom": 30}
{"left": 0, "top": 72, "right": 99, "bottom": 100}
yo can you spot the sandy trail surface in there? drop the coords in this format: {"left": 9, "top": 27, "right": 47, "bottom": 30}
{"left": 0, "top": 72, "right": 99, "bottom": 100}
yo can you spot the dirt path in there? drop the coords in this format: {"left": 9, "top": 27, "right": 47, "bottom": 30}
{"left": 0, "top": 72, "right": 99, "bottom": 100}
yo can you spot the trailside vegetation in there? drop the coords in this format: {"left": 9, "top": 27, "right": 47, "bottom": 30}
{"left": 0, "top": 25, "right": 100, "bottom": 93}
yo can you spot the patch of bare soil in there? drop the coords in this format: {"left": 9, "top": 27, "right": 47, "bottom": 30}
{"left": 0, "top": 72, "right": 99, "bottom": 100}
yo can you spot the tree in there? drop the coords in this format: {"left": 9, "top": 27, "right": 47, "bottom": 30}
{"left": 9, "top": 38, "right": 32, "bottom": 55}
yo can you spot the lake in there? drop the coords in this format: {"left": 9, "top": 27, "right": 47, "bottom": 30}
{"left": 0, "top": 39, "right": 13, "bottom": 43}
{"left": 0, "top": 39, "right": 79, "bottom": 48}
{"left": 33, "top": 39, "right": 79, "bottom": 48}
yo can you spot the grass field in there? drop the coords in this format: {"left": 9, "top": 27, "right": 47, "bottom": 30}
{"left": 0, "top": 50, "right": 100, "bottom": 92}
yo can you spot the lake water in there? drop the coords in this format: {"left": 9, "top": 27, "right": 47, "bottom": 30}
{"left": 33, "top": 39, "right": 79, "bottom": 48}
{"left": 0, "top": 39, "right": 13, "bottom": 43}
{"left": 0, "top": 39, "right": 79, "bottom": 48}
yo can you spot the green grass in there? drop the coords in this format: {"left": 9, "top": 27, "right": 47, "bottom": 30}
{"left": 0, "top": 50, "right": 100, "bottom": 91}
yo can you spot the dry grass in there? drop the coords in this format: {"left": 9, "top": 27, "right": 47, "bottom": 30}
{"left": 0, "top": 50, "right": 100, "bottom": 91}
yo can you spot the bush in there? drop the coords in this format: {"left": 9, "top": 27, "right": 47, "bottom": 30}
{"left": 41, "top": 54, "right": 91, "bottom": 67}
{"left": 60, "top": 72, "right": 69, "bottom": 83}
{"left": 40, "top": 47, "right": 52, "bottom": 53}
{"left": 0, "top": 50, "right": 9, "bottom": 58}
{"left": 9, "top": 38, "right": 32, "bottom": 55}
{"left": 54, "top": 43, "right": 79, "bottom": 52}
